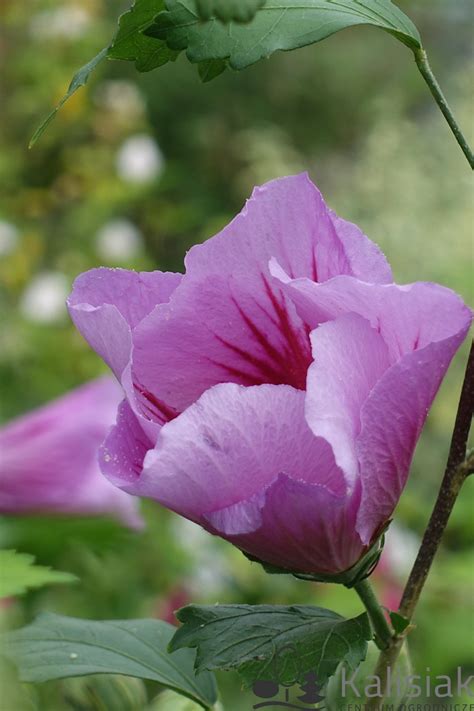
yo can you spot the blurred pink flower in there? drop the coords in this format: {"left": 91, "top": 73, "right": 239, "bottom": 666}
{"left": 68, "top": 174, "right": 471, "bottom": 576}
{"left": 154, "top": 585, "right": 191, "bottom": 626}
{"left": 0, "top": 378, "right": 143, "bottom": 529}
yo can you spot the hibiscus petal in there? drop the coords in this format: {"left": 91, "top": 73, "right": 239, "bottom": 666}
{"left": 280, "top": 271, "right": 471, "bottom": 542}
{"left": 67, "top": 267, "right": 182, "bottom": 379}
{"left": 205, "top": 473, "right": 364, "bottom": 575}
{"left": 356, "top": 331, "right": 471, "bottom": 544}
{"left": 0, "top": 378, "right": 143, "bottom": 529}
{"left": 132, "top": 174, "right": 391, "bottom": 411}
{"left": 131, "top": 383, "right": 347, "bottom": 523}
{"left": 305, "top": 313, "right": 391, "bottom": 485}
{"left": 132, "top": 273, "right": 313, "bottom": 410}
{"left": 100, "top": 399, "right": 153, "bottom": 489}
{"left": 328, "top": 210, "right": 392, "bottom": 284}
{"left": 185, "top": 173, "right": 348, "bottom": 282}
{"left": 275, "top": 272, "right": 470, "bottom": 362}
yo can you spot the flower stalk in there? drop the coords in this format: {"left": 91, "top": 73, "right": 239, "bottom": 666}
{"left": 414, "top": 48, "right": 474, "bottom": 169}
{"left": 354, "top": 578, "right": 393, "bottom": 651}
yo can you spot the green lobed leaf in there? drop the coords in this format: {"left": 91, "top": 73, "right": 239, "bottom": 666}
{"left": 170, "top": 604, "right": 372, "bottom": 687}
{"left": 2, "top": 613, "right": 218, "bottom": 710}
{"left": 108, "top": 0, "right": 180, "bottom": 71}
{"left": 0, "top": 550, "right": 77, "bottom": 598}
{"left": 195, "top": 0, "right": 267, "bottom": 23}
{"left": 31, "top": 0, "right": 178, "bottom": 145}
{"left": 147, "top": 0, "right": 422, "bottom": 72}
{"left": 29, "top": 48, "right": 108, "bottom": 148}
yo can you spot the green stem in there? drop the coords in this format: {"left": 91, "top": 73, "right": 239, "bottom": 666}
{"left": 414, "top": 48, "right": 474, "bottom": 169}
{"left": 354, "top": 578, "right": 393, "bottom": 651}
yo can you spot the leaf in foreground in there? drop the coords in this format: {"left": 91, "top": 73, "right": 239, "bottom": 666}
{"left": 148, "top": 0, "right": 422, "bottom": 71}
{"left": 3, "top": 614, "right": 217, "bottom": 710}
{"left": 0, "top": 550, "right": 76, "bottom": 598}
{"left": 170, "top": 604, "right": 371, "bottom": 687}
{"left": 29, "top": 49, "right": 108, "bottom": 148}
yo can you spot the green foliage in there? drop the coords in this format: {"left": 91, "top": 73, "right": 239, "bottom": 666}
{"left": 29, "top": 49, "right": 108, "bottom": 148}
{"left": 3, "top": 614, "right": 218, "bottom": 709}
{"left": 389, "top": 611, "right": 410, "bottom": 635}
{"left": 0, "top": 550, "right": 77, "bottom": 598}
{"left": 148, "top": 0, "right": 421, "bottom": 70}
{"left": 32, "top": 0, "right": 422, "bottom": 142}
{"left": 108, "top": 0, "right": 179, "bottom": 71}
{"left": 195, "top": 0, "right": 267, "bottom": 23}
{"left": 170, "top": 604, "right": 371, "bottom": 687}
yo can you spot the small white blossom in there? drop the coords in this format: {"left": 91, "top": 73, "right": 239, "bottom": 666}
{"left": 116, "top": 134, "right": 164, "bottom": 184}
{"left": 96, "top": 219, "right": 143, "bottom": 262}
{"left": 20, "top": 272, "right": 69, "bottom": 323}
{"left": 0, "top": 221, "right": 18, "bottom": 256}
{"left": 95, "top": 81, "right": 146, "bottom": 119}
{"left": 30, "top": 6, "right": 91, "bottom": 40}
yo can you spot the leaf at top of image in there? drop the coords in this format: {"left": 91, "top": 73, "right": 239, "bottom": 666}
{"left": 108, "top": 0, "right": 180, "bottom": 71}
{"left": 147, "top": 0, "right": 422, "bottom": 71}
{"left": 0, "top": 549, "right": 77, "bottom": 598}
{"left": 29, "top": 49, "right": 108, "bottom": 148}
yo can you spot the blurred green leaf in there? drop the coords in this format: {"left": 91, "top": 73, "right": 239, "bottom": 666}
{"left": 195, "top": 0, "right": 266, "bottom": 23}
{"left": 147, "top": 0, "right": 422, "bottom": 71}
{"left": 29, "top": 49, "right": 108, "bottom": 148}
{"left": 109, "top": 0, "right": 180, "bottom": 71}
{"left": 170, "top": 604, "right": 371, "bottom": 687}
{"left": 62, "top": 674, "right": 148, "bottom": 711}
{"left": 150, "top": 689, "right": 216, "bottom": 710}
{"left": 197, "top": 59, "right": 227, "bottom": 82}
{"left": 3, "top": 614, "right": 218, "bottom": 709}
{"left": 0, "top": 550, "right": 77, "bottom": 598}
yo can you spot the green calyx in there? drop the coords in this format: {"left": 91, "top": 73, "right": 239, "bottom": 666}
{"left": 243, "top": 526, "right": 388, "bottom": 588}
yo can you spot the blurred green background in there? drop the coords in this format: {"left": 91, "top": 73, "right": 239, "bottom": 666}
{"left": 0, "top": 0, "right": 473, "bottom": 708}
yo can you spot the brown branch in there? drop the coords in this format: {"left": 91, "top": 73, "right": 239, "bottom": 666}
{"left": 399, "top": 340, "right": 474, "bottom": 619}
{"left": 367, "top": 340, "right": 474, "bottom": 705}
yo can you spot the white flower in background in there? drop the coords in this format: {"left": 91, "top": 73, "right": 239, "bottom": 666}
{"left": 116, "top": 134, "right": 164, "bottom": 184}
{"left": 0, "top": 221, "right": 18, "bottom": 256}
{"left": 95, "top": 81, "right": 146, "bottom": 119}
{"left": 20, "top": 272, "right": 69, "bottom": 323}
{"left": 96, "top": 218, "right": 143, "bottom": 262}
{"left": 29, "top": 6, "right": 91, "bottom": 40}
{"left": 384, "top": 523, "right": 420, "bottom": 576}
